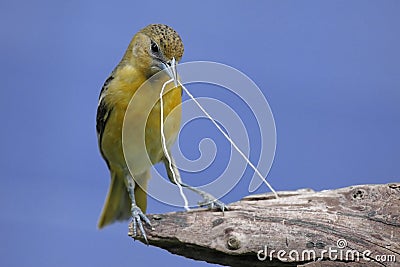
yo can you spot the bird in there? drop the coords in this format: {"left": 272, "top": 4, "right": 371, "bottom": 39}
{"left": 96, "top": 24, "right": 225, "bottom": 242}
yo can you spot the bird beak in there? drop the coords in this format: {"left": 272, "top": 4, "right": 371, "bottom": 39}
{"left": 162, "top": 57, "right": 178, "bottom": 87}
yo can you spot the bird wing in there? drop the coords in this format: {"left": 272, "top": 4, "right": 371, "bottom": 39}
{"left": 96, "top": 75, "right": 115, "bottom": 168}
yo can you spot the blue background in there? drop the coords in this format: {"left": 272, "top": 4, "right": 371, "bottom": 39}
{"left": 1, "top": 1, "right": 399, "bottom": 266}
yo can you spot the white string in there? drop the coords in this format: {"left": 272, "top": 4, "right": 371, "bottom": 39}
{"left": 179, "top": 81, "right": 279, "bottom": 199}
{"left": 160, "top": 79, "right": 190, "bottom": 211}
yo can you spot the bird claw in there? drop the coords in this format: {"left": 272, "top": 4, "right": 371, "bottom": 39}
{"left": 198, "top": 193, "right": 227, "bottom": 212}
{"left": 129, "top": 205, "right": 152, "bottom": 244}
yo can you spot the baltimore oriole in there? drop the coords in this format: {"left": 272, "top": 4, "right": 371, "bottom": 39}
{"left": 96, "top": 24, "right": 224, "bottom": 242}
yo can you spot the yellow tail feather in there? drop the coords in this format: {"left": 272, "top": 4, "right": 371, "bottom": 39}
{"left": 98, "top": 171, "right": 131, "bottom": 229}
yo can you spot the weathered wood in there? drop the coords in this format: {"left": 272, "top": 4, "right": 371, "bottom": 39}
{"left": 129, "top": 183, "right": 400, "bottom": 266}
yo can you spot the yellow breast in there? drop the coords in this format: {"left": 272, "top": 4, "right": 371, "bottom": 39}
{"left": 101, "top": 65, "right": 182, "bottom": 174}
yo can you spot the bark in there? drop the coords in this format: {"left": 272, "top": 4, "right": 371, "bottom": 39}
{"left": 129, "top": 183, "right": 400, "bottom": 266}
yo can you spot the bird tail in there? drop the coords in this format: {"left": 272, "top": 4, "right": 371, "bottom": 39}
{"left": 98, "top": 170, "right": 131, "bottom": 229}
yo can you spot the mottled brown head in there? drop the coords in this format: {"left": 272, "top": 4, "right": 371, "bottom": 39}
{"left": 139, "top": 24, "right": 184, "bottom": 62}
{"left": 122, "top": 24, "right": 184, "bottom": 79}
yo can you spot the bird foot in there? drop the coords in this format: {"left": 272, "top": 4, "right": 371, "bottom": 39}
{"left": 129, "top": 204, "right": 153, "bottom": 244}
{"left": 198, "top": 192, "right": 227, "bottom": 212}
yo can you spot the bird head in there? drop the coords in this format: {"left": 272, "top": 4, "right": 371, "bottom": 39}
{"left": 123, "top": 24, "right": 184, "bottom": 85}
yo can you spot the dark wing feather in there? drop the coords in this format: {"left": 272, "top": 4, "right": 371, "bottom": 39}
{"left": 96, "top": 75, "right": 115, "bottom": 168}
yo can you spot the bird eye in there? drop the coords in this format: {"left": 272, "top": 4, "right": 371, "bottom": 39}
{"left": 150, "top": 41, "right": 159, "bottom": 54}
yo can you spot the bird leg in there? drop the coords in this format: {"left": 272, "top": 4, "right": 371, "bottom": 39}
{"left": 163, "top": 156, "right": 227, "bottom": 212}
{"left": 124, "top": 174, "right": 152, "bottom": 243}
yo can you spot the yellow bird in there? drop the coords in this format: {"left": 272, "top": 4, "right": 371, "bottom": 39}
{"left": 96, "top": 24, "right": 224, "bottom": 241}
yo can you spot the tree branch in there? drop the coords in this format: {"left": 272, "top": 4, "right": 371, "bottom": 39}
{"left": 129, "top": 183, "right": 400, "bottom": 266}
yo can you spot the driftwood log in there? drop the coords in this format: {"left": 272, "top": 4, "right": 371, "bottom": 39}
{"left": 129, "top": 183, "right": 400, "bottom": 266}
